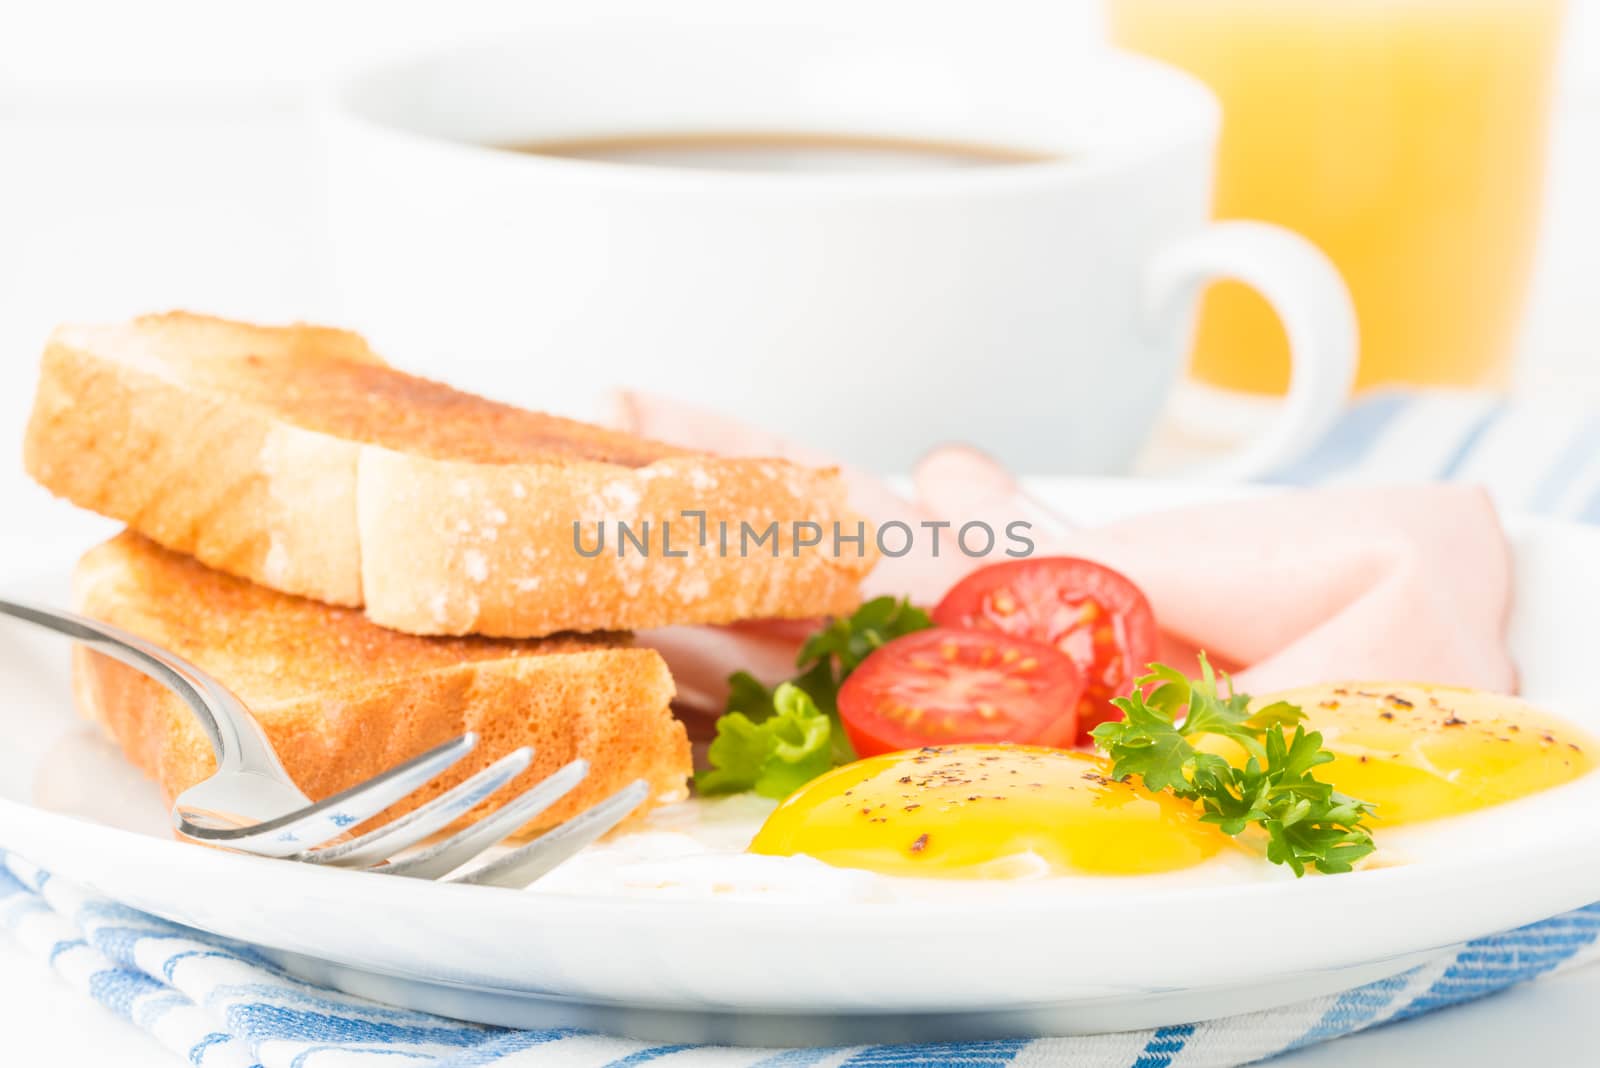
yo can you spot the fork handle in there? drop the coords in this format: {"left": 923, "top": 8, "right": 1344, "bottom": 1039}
{"left": 0, "top": 597, "right": 296, "bottom": 784}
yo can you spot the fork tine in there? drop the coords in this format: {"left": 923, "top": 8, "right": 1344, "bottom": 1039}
{"left": 377, "top": 759, "right": 590, "bottom": 880}
{"left": 298, "top": 747, "right": 535, "bottom": 868}
{"left": 179, "top": 733, "right": 479, "bottom": 854}
{"left": 452, "top": 778, "right": 650, "bottom": 890}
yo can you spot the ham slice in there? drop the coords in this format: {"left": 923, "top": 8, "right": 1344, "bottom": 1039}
{"left": 637, "top": 623, "right": 807, "bottom": 710}
{"left": 614, "top": 391, "right": 1516, "bottom": 712}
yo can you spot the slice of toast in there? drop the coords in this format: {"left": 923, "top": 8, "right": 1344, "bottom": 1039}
{"left": 72, "top": 531, "right": 690, "bottom": 835}
{"left": 26, "top": 313, "right": 875, "bottom": 637}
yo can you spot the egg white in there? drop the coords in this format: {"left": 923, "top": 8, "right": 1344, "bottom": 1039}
{"left": 525, "top": 794, "right": 1291, "bottom": 903}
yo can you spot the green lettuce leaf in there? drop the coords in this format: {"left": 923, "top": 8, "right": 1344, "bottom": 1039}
{"left": 696, "top": 683, "right": 835, "bottom": 799}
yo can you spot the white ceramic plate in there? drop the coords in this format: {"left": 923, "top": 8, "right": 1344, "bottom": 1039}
{"left": 5, "top": 479, "right": 1600, "bottom": 1046}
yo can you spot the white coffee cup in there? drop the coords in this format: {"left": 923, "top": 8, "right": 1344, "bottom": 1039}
{"left": 320, "top": 26, "right": 1355, "bottom": 477}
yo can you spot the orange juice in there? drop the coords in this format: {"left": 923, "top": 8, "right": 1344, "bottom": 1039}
{"left": 1109, "top": 0, "right": 1566, "bottom": 393}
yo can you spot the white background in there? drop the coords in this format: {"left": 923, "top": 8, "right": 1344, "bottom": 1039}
{"left": 1, "top": 1, "right": 1599, "bottom": 1064}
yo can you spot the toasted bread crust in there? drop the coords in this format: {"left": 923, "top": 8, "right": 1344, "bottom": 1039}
{"left": 24, "top": 331, "right": 367, "bottom": 604}
{"left": 26, "top": 313, "right": 875, "bottom": 636}
{"left": 357, "top": 449, "right": 867, "bottom": 635}
{"left": 72, "top": 533, "right": 690, "bottom": 834}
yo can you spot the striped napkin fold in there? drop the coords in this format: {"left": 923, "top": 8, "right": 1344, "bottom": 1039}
{"left": 1266, "top": 389, "right": 1600, "bottom": 521}
{"left": 4, "top": 389, "right": 1597, "bottom": 1068}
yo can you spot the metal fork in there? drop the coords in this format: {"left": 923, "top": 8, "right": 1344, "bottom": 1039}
{"left": 0, "top": 598, "right": 649, "bottom": 889}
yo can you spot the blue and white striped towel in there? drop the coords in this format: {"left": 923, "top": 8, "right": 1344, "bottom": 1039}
{"left": 6, "top": 389, "right": 1600, "bottom": 1068}
{"left": 1266, "top": 389, "right": 1600, "bottom": 521}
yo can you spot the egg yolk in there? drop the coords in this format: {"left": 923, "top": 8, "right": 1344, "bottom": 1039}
{"left": 1209, "top": 684, "right": 1597, "bottom": 827}
{"left": 749, "top": 745, "right": 1231, "bottom": 878}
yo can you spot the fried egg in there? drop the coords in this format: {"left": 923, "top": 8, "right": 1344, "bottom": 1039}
{"left": 749, "top": 746, "right": 1234, "bottom": 878}
{"left": 1225, "top": 683, "right": 1597, "bottom": 827}
{"left": 522, "top": 685, "right": 1599, "bottom": 901}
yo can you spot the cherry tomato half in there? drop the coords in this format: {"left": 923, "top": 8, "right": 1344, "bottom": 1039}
{"left": 933, "top": 557, "right": 1158, "bottom": 742}
{"left": 836, "top": 628, "right": 1085, "bottom": 757}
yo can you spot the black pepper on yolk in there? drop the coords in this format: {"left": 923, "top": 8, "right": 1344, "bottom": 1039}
{"left": 748, "top": 745, "right": 1232, "bottom": 878}
{"left": 1198, "top": 683, "right": 1598, "bottom": 828}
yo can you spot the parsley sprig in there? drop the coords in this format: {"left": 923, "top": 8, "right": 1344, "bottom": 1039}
{"left": 1090, "top": 657, "right": 1376, "bottom": 876}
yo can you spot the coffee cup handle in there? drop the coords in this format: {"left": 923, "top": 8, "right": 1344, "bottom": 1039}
{"left": 1142, "top": 221, "right": 1358, "bottom": 481}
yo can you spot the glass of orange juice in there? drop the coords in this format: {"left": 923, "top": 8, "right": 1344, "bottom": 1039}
{"left": 1109, "top": 0, "right": 1566, "bottom": 394}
